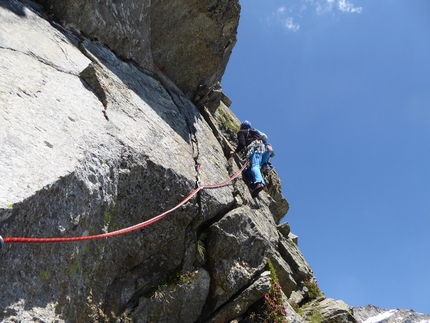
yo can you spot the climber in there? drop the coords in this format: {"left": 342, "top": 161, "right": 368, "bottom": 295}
{"left": 239, "top": 121, "right": 275, "bottom": 173}
{"left": 230, "top": 120, "right": 267, "bottom": 197}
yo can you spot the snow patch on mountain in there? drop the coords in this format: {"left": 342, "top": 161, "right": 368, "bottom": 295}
{"left": 362, "top": 310, "right": 397, "bottom": 323}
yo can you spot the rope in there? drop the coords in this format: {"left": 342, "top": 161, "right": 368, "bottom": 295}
{"left": 0, "top": 161, "right": 248, "bottom": 248}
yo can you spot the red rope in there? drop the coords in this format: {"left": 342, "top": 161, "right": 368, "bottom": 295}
{"left": 1, "top": 161, "right": 248, "bottom": 246}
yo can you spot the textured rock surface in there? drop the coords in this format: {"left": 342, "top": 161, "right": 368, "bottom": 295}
{"left": 318, "top": 298, "right": 357, "bottom": 323}
{"left": 34, "top": 0, "right": 240, "bottom": 99}
{"left": 0, "top": 1, "right": 234, "bottom": 321}
{"left": 300, "top": 298, "right": 357, "bottom": 323}
{"left": 205, "top": 273, "right": 271, "bottom": 323}
{"left": 151, "top": 0, "right": 240, "bottom": 98}
{"left": 205, "top": 205, "right": 278, "bottom": 312}
{"left": 131, "top": 269, "right": 211, "bottom": 323}
{"left": 34, "top": 0, "right": 152, "bottom": 70}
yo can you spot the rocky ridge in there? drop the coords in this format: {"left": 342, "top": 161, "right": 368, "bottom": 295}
{"left": 0, "top": 0, "right": 399, "bottom": 322}
{"left": 353, "top": 305, "right": 430, "bottom": 323}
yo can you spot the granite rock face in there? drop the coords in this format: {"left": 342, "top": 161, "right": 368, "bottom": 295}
{"left": 34, "top": 0, "right": 240, "bottom": 99}
{"left": 150, "top": 0, "right": 240, "bottom": 99}
{"left": 1, "top": 1, "right": 357, "bottom": 323}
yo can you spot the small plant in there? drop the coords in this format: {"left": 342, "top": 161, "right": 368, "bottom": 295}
{"left": 197, "top": 232, "right": 206, "bottom": 261}
{"left": 151, "top": 284, "right": 169, "bottom": 301}
{"left": 308, "top": 309, "right": 324, "bottom": 323}
{"left": 215, "top": 107, "right": 240, "bottom": 133}
{"left": 179, "top": 271, "right": 195, "bottom": 284}
{"left": 40, "top": 270, "right": 49, "bottom": 282}
{"left": 112, "top": 309, "right": 133, "bottom": 323}
{"left": 303, "top": 280, "right": 323, "bottom": 300}
{"left": 249, "top": 259, "right": 288, "bottom": 323}
{"left": 262, "top": 281, "right": 288, "bottom": 322}
{"left": 146, "top": 269, "right": 195, "bottom": 299}
{"left": 289, "top": 301, "right": 300, "bottom": 313}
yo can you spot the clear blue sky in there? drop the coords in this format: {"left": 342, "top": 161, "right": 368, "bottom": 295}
{"left": 222, "top": 0, "right": 430, "bottom": 314}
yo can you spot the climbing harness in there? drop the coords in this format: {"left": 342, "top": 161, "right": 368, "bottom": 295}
{"left": 0, "top": 161, "right": 248, "bottom": 248}
{"left": 245, "top": 139, "right": 266, "bottom": 158}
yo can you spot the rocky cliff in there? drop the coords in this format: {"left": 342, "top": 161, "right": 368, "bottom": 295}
{"left": 1, "top": 0, "right": 356, "bottom": 322}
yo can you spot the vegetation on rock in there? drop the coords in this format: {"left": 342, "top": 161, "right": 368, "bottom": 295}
{"left": 249, "top": 259, "right": 288, "bottom": 322}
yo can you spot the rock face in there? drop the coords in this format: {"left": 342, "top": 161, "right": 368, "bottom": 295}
{"left": 35, "top": 0, "right": 240, "bottom": 99}
{"left": 1, "top": 0, "right": 356, "bottom": 322}
{"left": 150, "top": 0, "right": 240, "bottom": 99}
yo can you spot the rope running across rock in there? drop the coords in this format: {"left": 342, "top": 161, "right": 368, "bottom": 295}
{"left": 0, "top": 161, "right": 248, "bottom": 248}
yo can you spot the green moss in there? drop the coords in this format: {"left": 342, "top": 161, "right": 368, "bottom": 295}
{"left": 104, "top": 205, "right": 120, "bottom": 232}
{"left": 40, "top": 270, "right": 49, "bottom": 282}
{"left": 215, "top": 106, "right": 240, "bottom": 133}
{"left": 68, "top": 261, "right": 80, "bottom": 275}
{"left": 104, "top": 207, "right": 119, "bottom": 224}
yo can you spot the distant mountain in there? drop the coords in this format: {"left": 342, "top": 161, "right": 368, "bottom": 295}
{"left": 353, "top": 305, "right": 430, "bottom": 323}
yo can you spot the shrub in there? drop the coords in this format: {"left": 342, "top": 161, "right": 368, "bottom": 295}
{"left": 303, "top": 280, "right": 323, "bottom": 300}
{"left": 262, "top": 281, "right": 288, "bottom": 323}
{"left": 250, "top": 259, "right": 287, "bottom": 323}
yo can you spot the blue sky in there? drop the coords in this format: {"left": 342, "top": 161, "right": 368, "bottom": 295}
{"left": 222, "top": 0, "right": 430, "bottom": 314}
